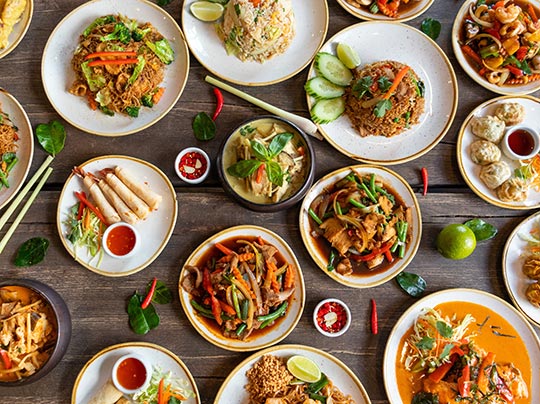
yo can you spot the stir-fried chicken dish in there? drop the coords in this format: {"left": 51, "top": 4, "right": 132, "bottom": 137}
{"left": 308, "top": 171, "right": 411, "bottom": 276}
{"left": 181, "top": 237, "right": 296, "bottom": 340}
{"left": 0, "top": 286, "right": 57, "bottom": 382}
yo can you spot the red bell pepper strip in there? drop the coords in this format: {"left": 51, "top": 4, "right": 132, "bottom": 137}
{"left": 370, "top": 299, "right": 378, "bottom": 335}
{"left": 141, "top": 277, "right": 157, "bottom": 309}
{"left": 203, "top": 268, "right": 214, "bottom": 295}
{"left": 458, "top": 364, "right": 471, "bottom": 397}
{"left": 421, "top": 167, "right": 428, "bottom": 196}
{"left": 495, "top": 374, "right": 515, "bottom": 403}
{"left": 210, "top": 294, "right": 223, "bottom": 326}
{"left": 0, "top": 349, "right": 12, "bottom": 369}
{"left": 211, "top": 88, "right": 224, "bottom": 121}
{"left": 429, "top": 354, "right": 458, "bottom": 383}
{"left": 507, "top": 65, "right": 524, "bottom": 77}
{"left": 74, "top": 191, "right": 108, "bottom": 225}
{"left": 516, "top": 46, "right": 528, "bottom": 62}
{"left": 350, "top": 241, "right": 393, "bottom": 262}
{"left": 76, "top": 192, "right": 86, "bottom": 220}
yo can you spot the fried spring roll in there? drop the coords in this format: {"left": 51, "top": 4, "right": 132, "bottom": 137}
{"left": 114, "top": 166, "right": 162, "bottom": 210}
{"left": 82, "top": 176, "right": 121, "bottom": 225}
{"left": 97, "top": 180, "right": 139, "bottom": 225}
{"left": 87, "top": 379, "right": 123, "bottom": 404}
{"left": 105, "top": 173, "right": 150, "bottom": 220}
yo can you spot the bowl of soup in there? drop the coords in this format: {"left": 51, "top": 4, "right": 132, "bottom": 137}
{"left": 217, "top": 115, "right": 315, "bottom": 212}
{"left": 0, "top": 279, "right": 71, "bottom": 386}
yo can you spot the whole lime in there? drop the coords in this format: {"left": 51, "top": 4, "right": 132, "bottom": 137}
{"left": 436, "top": 224, "right": 477, "bottom": 260}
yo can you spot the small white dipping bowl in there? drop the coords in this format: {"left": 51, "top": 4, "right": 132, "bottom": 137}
{"left": 500, "top": 126, "right": 540, "bottom": 161}
{"left": 175, "top": 147, "right": 210, "bottom": 184}
{"left": 111, "top": 353, "right": 152, "bottom": 395}
{"left": 102, "top": 222, "right": 140, "bottom": 259}
{"left": 313, "top": 298, "right": 351, "bottom": 338}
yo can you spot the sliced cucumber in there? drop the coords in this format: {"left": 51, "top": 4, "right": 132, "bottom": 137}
{"left": 310, "top": 97, "right": 346, "bottom": 124}
{"left": 305, "top": 76, "right": 346, "bottom": 100}
{"left": 315, "top": 52, "right": 353, "bottom": 86}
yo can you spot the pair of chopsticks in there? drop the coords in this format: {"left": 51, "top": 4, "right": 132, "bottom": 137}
{"left": 0, "top": 155, "right": 54, "bottom": 254}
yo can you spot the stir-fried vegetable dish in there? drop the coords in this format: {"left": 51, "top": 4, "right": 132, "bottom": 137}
{"left": 0, "top": 107, "right": 19, "bottom": 191}
{"left": 459, "top": 0, "right": 540, "bottom": 87}
{"left": 181, "top": 236, "right": 296, "bottom": 340}
{"left": 344, "top": 0, "right": 421, "bottom": 19}
{"left": 308, "top": 171, "right": 411, "bottom": 276}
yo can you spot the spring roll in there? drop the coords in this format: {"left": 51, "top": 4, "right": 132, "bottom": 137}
{"left": 82, "top": 176, "right": 121, "bottom": 225}
{"left": 97, "top": 180, "right": 139, "bottom": 225}
{"left": 104, "top": 173, "right": 150, "bottom": 219}
{"left": 87, "top": 379, "right": 123, "bottom": 404}
{"left": 114, "top": 166, "right": 162, "bottom": 210}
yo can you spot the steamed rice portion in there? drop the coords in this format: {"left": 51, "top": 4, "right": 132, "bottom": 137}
{"left": 217, "top": 0, "right": 295, "bottom": 63}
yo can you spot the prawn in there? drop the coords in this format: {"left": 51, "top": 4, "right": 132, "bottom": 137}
{"left": 377, "top": 0, "right": 399, "bottom": 18}
{"left": 495, "top": 4, "right": 521, "bottom": 24}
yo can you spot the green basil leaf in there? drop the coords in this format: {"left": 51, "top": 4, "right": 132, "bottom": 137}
{"left": 127, "top": 293, "right": 160, "bottom": 334}
{"left": 250, "top": 140, "right": 270, "bottom": 161}
{"left": 436, "top": 321, "right": 453, "bottom": 339}
{"left": 227, "top": 159, "right": 262, "bottom": 178}
{"left": 396, "top": 272, "right": 426, "bottom": 297}
{"left": 420, "top": 18, "right": 441, "bottom": 40}
{"left": 464, "top": 218, "right": 498, "bottom": 242}
{"left": 14, "top": 237, "right": 50, "bottom": 267}
{"left": 150, "top": 280, "right": 173, "bottom": 304}
{"left": 267, "top": 132, "right": 293, "bottom": 158}
{"left": 415, "top": 336, "right": 435, "bottom": 350}
{"left": 35, "top": 120, "right": 66, "bottom": 156}
{"left": 265, "top": 161, "right": 283, "bottom": 186}
{"left": 192, "top": 112, "right": 216, "bottom": 141}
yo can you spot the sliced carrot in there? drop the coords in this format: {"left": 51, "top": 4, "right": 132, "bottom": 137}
{"left": 255, "top": 163, "right": 265, "bottom": 184}
{"left": 477, "top": 352, "right": 495, "bottom": 394}
{"left": 232, "top": 265, "right": 256, "bottom": 299}
{"left": 218, "top": 252, "right": 254, "bottom": 263}
{"left": 265, "top": 260, "right": 280, "bottom": 292}
{"left": 157, "top": 378, "right": 165, "bottom": 404}
{"left": 87, "top": 58, "right": 138, "bottom": 67}
{"left": 382, "top": 65, "right": 410, "bottom": 99}
{"left": 218, "top": 300, "right": 236, "bottom": 316}
{"left": 87, "top": 93, "right": 98, "bottom": 111}
{"left": 283, "top": 264, "right": 295, "bottom": 289}
{"left": 257, "top": 236, "right": 265, "bottom": 245}
{"left": 153, "top": 87, "right": 165, "bottom": 104}
{"left": 215, "top": 242, "right": 234, "bottom": 256}
{"left": 84, "top": 51, "right": 137, "bottom": 60}
{"left": 83, "top": 209, "right": 91, "bottom": 231}
{"left": 493, "top": 0, "right": 506, "bottom": 8}
{"left": 461, "top": 44, "right": 483, "bottom": 66}
{"left": 249, "top": 0, "right": 261, "bottom": 6}
{"left": 529, "top": 3, "right": 539, "bottom": 22}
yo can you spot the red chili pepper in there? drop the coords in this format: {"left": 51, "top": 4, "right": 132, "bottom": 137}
{"left": 370, "top": 299, "right": 378, "bottom": 335}
{"left": 202, "top": 268, "right": 214, "bottom": 295}
{"left": 350, "top": 241, "right": 393, "bottom": 262}
{"left": 507, "top": 65, "right": 524, "bottom": 77}
{"left": 76, "top": 191, "right": 86, "bottom": 220}
{"left": 421, "top": 167, "right": 428, "bottom": 196}
{"left": 211, "top": 88, "right": 223, "bottom": 121}
{"left": 0, "top": 349, "right": 12, "bottom": 369}
{"left": 141, "top": 277, "right": 158, "bottom": 309}
{"left": 74, "top": 191, "right": 108, "bottom": 225}
{"left": 210, "top": 294, "right": 223, "bottom": 326}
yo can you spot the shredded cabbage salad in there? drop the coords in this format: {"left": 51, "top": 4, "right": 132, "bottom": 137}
{"left": 65, "top": 201, "right": 104, "bottom": 264}
{"left": 133, "top": 366, "right": 194, "bottom": 404}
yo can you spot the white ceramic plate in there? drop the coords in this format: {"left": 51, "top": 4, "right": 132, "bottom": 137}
{"left": 457, "top": 95, "right": 540, "bottom": 209}
{"left": 299, "top": 165, "right": 422, "bottom": 288}
{"left": 71, "top": 342, "right": 200, "bottom": 404}
{"left": 503, "top": 211, "right": 540, "bottom": 328}
{"left": 0, "top": 88, "right": 34, "bottom": 210}
{"left": 178, "top": 225, "right": 305, "bottom": 351}
{"left": 41, "top": 0, "right": 189, "bottom": 136}
{"left": 0, "top": 0, "right": 33, "bottom": 59}
{"left": 181, "top": 0, "right": 328, "bottom": 86}
{"left": 452, "top": 0, "right": 540, "bottom": 96}
{"left": 214, "top": 344, "right": 371, "bottom": 404}
{"left": 56, "top": 155, "right": 177, "bottom": 277}
{"left": 383, "top": 288, "right": 540, "bottom": 403}
{"left": 307, "top": 21, "right": 457, "bottom": 165}
{"left": 335, "top": 0, "right": 433, "bottom": 22}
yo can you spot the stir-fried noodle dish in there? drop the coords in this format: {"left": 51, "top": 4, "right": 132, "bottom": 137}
{"left": 217, "top": 0, "right": 295, "bottom": 63}
{"left": 69, "top": 14, "right": 175, "bottom": 117}
{"left": 245, "top": 355, "right": 355, "bottom": 404}
{"left": 0, "top": 106, "right": 19, "bottom": 190}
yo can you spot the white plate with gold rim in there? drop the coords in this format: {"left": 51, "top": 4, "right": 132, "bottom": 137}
{"left": 214, "top": 344, "right": 371, "bottom": 404}
{"left": 56, "top": 155, "right": 177, "bottom": 277}
{"left": 307, "top": 21, "right": 457, "bottom": 165}
{"left": 0, "top": 0, "right": 33, "bottom": 59}
{"left": 457, "top": 95, "right": 540, "bottom": 209}
{"left": 71, "top": 342, "right": 200, "bottom": 404}
{"left": 335, "top": 0, "right": 433, "bottom": 22}
{"left": 41, "top": 0, "right": 189, "bottom": 136}
{"left": 178, "top": 225, "right": 305, "bottom": 352}
{"left": 181, "top": 0, "right": 328, "bottom": 86}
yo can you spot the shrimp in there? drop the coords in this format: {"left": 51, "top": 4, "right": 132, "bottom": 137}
{"left": 377, "top": 0, "right": 399, "bottom": 17}
{"left": 494, "top": 4, "right": 521, "bottom": 24}
{"left": 499, "top": 20, "right": 526, "bottom": 37}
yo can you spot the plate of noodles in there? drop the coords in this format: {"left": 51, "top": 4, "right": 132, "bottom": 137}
{"left": 0, "top": 0, "right": 33, "bottom": 60}
{"left": 457, "top": 95, "right": 540, "bottom": 209}
{"left": 56, "top": 155, "right": 178, "bottom": 277}
{"left": 0, "top": 88, "right": 33, "bottom": 210}
{"left": 72, "top": 342, "right": 200, "bottom": 404}
{"left": 41, "top": 0, "right": 189, "bottom": 136}
{"left": 335, "top": 0, "right": 434, "bottom": 22}
{"left": 214, "top": 344, "right": 371, "bottom": 403}
{"left": 181, "top": 0, "right": 328, "bottom": 86}
{"left": 307, "top": 21, "right": 457, "bottom": 165}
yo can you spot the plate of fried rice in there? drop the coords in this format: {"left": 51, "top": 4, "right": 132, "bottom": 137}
{"left": 307, "top": 21, "right": 458, "bottom": 165}
{"left": 0, "top": 88, "right": 33, "bottom": 210}
{"left": 214, "top": 344, "right": 371, "bottom": 404}
{"left": 336, "top": 0, "right": 434, "bottom": 22}
{"left": 181, "top": 0, "right": 328, "bottom": 86}
{"left": 41, "top": 0, "right": 190, "bottom": 136}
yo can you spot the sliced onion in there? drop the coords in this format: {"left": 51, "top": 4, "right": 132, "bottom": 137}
{"left": 466, "top": 33, "right": 502, "bottom": 50}
{"left": 469, "top": 2, "right": 494, "bottom": 28}
{"left": 498, "top": 69, "right": 510, "bottom": 86}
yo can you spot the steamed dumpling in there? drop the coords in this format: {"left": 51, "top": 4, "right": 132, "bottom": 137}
{"left": 480, "top": 161, "right": 511, "bottom": 189}
{"left": 470, "top": 115, "right": 506, "bottom": 143}
{"left": 494, "top": 102, "right": 525, "bottom": 126}
{"left": 497, "top": 177, "right": 528, "bottom": 202}
{"left": 470, "top": 140, "right": 501, "bottom": 165}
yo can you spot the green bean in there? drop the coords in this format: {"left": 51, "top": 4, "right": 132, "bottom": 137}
{"left": 6, "top": 156, "right": 18, "bottom": 172}
{"left": 348, "top": 198, "right": 366, "bottom": 209}
{"left": 308, "top": 208, "right": 323, "bottom": 225}
{"left": 236, "top": 323, "right": 247, "bottom": 336}
{"left": 0, "top": 171, "right": 8, "bottom": 188}
{"left": 399, "top": 221, "right": 409, "bottom": 242}
{"left": 190, "top": 300, "right": 213, "bottom": 316}
{"left": 369, "top": 173, "right": 376, "bottom": 195}
{"left": 398, "top": 244, "right": 405, "bottom": 258}
{"left": 375, "top": 185, "right": 395, "bottom": 203}
{"left": 309, "top": 393, "right": 327, "bottom": 404}
{"left": 327, "top": 249, "right": 337, "bottom": 272}
{"left": 390, "top": 240, "right": 399, "bottom": 253}
{"left": 240, "top": 298, "right": 249, "bottom": 320}
{"left": 257, "top": 301, "right": 288, "bottom": 323}
{"left": 335, "top": 201, "right": 343, "bottom": 216}
{"left": 360, "top": 182, "right": 377, "bottom": 203}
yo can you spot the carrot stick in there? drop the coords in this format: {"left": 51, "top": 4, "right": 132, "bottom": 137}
{"left": 461, "top": 45, "right": 483, "bottom": 66}
{"left": 529, "top": 4, "right": 538, "bottom": 22}
{"left": 157, "top": 378, "right": 165, "bottom": 404}
{"left": 283, "top": 264, "right": 295, "bottom": 289}
{"left": 382, "top": 66, "right": 410, "bottom": 99}
{"left": 232, "top": 265, "right": 256, "bottom": 299}
{"left": 215, "top": 242, "right": 234, "bottom": 256}
{"left": 153, "top": 87, "right": 165, "bottom": 104}
{"left": 84, "top": 51, "right": 137, "bottom": 60}
{"left": 87, "top": 93, "right": 97, "bottom": 111}
{"left": 266, "top": 260, "right": 280, "bottom": 292}
{"left": 255, "top": 164, "right": 265, "bottom": 184}
{"left": 218, "top": 300, "right": 236, "bottom": 315}
{"left": 87, "top": 58, "right": 138, "bottom": 67}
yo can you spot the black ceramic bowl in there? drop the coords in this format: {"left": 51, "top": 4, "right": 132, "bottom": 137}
{"left": 217, "top": 115, "right": 315, "bottom": 212}
{"left": 0, "top": 278, "right": 71, "bottom": 386}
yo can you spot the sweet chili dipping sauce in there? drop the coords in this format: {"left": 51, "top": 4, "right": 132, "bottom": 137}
{"left": 106, "top": 224, "right": 136, "bottom": 256}
{"left": 116, "top": 357, "right": 147, "bottom": 390}
{"left": 179, "top": 151, "right": 208, "bottom": 180}
{"left": 508, "top": 129, "right": 536, "bottom": 157}
{"left": 316, "top": 301, "right": 348, "bottom": 333}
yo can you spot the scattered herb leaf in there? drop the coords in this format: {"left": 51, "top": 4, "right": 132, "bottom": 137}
{"left": 396, "top": 272, "right": 426, "bottom": 297}
{"left": 420, "top": 18, "right": 442, "bottom": 40}
{"left": 128, "top": 293, "right": 160, "bottom": 335}
{"left": 192, "top": 112, "right": 216, "bottom": 141}
{"left": 14, "top": 237, "right": 50, "bottom": 267}
{"left": 436, "top": 321, "right": 453, "bottom": 338}
{"left": 150, "top": 280, "right": 173, "bottom": 304}
{"left": 464, "top": 218, "right": 497, "bottom": 242}
{"left": 374, "top": 99, "right": 392, "bottom": 117}
{"left": 35, "top": 120, "right": 66, "bottom": 156}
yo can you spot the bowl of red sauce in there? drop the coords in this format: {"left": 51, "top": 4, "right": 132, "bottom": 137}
{"left": 313, "top": 298, "right": 351, "bottom": 337}
{"left": 102, "top": 222, "right": 140, "bottom": 259}
{"left": 111, "top": 353, "right": 152, "bottom": 395}
{"left": 501, "top": 126, "right": 540, "bottom": 161}
{"left": 175, "top": 147, "right": 210, "bottom": 184}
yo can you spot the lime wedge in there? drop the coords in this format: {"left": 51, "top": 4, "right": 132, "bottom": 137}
{"left": 336, "top": 43, "right": 361, "bottom": 69}
{"left": 190, "top": 1, "right": 224, "bottom": 22}
{"left": 286, "top": 355, "right": 322, "bottom": 383}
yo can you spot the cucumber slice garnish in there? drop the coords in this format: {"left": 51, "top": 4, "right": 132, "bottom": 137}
{"left": 305, "top": 76, "right": 346, "bottom": 100}
{"left": 310, "top": 97, "right": 346, "bottom": 124}
{"left": 315, "top": 52, "right": 353, "bottom": 86}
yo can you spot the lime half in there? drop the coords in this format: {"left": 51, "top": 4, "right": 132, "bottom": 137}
{"left": 336, "top": 43, "right": 361, "bottom": 69}
{"left": 286, "top": 355, "right": 322, "bottom": 383}
{"left": 190, "top": 1, "right": 224, "bottom": 22}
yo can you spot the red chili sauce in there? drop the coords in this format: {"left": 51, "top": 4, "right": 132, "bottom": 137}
{"left": 508, "top": 129, "right": 536, "bottom": 157}
{"left": 316, "top": 301, "right": 347, "bottom": 333}
{"left": 116, "top": 357, "right": 147, "bottom": 390}
{"left": 179, "top": 151, "right": 207, "bottom": 180}
{"left": 106, "top": 225, "right": 136, "bottom": 256}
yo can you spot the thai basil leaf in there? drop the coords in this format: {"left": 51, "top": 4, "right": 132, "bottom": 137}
{"left": 250, "top": 140, "right": 270, "bottom": 161}
{"left": 227, "top": 159, "right": 262, "bottom": 178}
{"left": 267, "top": 132, "right": 293, "bottom": 158}
{"left": 396, "top": 272, "right": 426, "bottom": 297}
{"left": 192, "top": 112, "right": 216, "bottom": 141}
{"left": 265, "top": 161, "right": 283, "bottom": 186}
{"left": 420, "top": 18, "right": 442, "bottom": 40}
{"left": 35, "top": 120, "right": 66, "bottom": 156}
{"left": 436, "top": 321, "right": 453, "bottom": 339}
{"left": 14, "top": 237, "right": 50, "bottom": 267}
{"left": 464, "top": 218, "right": 497, "bottom": 242}
{"left": 150, "top": 280, "right": 173, "bottom": 304}
{"left": 127, "top": 293, "right": 160, "bottom": 334}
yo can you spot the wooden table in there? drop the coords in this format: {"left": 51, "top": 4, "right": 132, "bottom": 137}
{"left": 1, "top": 0, "right": 539, "bottom": 403}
